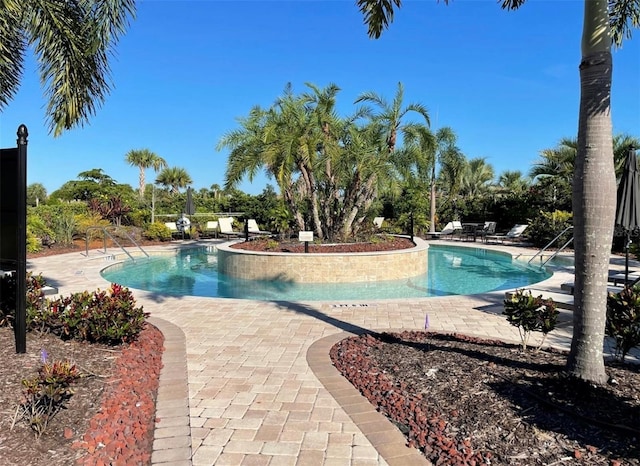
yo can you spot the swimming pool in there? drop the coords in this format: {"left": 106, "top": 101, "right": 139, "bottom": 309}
{"left": 100, "top": 244, "right": 551, "bottom": 301}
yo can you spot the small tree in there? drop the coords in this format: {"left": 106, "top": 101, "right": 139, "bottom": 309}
{"left": 503, "top": 289, "right": 559, "bottom": 351}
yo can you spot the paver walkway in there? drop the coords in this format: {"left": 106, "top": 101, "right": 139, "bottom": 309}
{"left": 26, "top": 239, "right": 621, "bottom": 465}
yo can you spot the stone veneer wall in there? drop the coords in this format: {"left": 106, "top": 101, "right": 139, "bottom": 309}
{"left": 216, "top": 237, "right": 428, "bottom": 283}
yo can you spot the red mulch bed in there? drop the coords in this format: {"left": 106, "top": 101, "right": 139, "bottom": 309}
{"left": 231, "top": 235, "right": 415, "bottom": 253}
{"left": 0, "top": 323, "right": 163, "bottom": 466}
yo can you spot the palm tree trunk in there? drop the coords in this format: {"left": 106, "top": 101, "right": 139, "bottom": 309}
{"left": 567, "top": 0, "right": 614, "bottom": 385}
{"left": 139, "top": 168, "right": 146, "bottom": 198}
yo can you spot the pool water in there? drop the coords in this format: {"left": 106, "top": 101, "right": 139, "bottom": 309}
{"left": 100, "top": 244, "right": 551, "bottom": 301}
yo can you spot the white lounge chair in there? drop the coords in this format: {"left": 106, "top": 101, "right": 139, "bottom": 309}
{"left": 218, "top": 217, "right": 243, "bottom": 238}
{"left": 428, "top": 221, "right": 462, "bottom": 239}
{"left": 248, "top": 219, "right": 271, "bottom": 236}
{"left": 164, "top": 222, "right": 182, "bottom": 239}
{"left": 486, "top": 224, "right": 528, "bottom": 244}
{"left": 202, "top": 221, "right": 219, "bottom": 238}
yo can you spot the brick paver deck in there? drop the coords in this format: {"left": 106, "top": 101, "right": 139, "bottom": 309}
{"left": 27, "top": 239, "right": 629, "bottom": 465}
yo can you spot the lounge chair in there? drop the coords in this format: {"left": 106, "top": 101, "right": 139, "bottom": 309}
{"left": 480, "top": 221, "right": 497, "bottom": 242}
{"left": 609, "top": 271, "right": 640, "bottom": 286}
{"left": 247, "top": 219, "right": 272, "bottom": 236}
{"left": 486, "top": 224, "right": 528, "bottom": 244}
{"left": 164, "top": 222, "right": 182, "bottom": 239}
{"left": 427, "top": 221, "right": 462, "bottom": 239}
{"left": 202, "top": 221, "right": 219, "bottom": 238}
{"left": 218, "top": 217, "right": 244, "bottom": 239}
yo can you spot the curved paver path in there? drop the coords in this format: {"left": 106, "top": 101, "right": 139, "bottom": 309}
{"left": 27, "top": 240, "right": 580, "bottom": 465}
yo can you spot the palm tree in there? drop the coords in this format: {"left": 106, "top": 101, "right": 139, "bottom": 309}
{"left": 530, "top": 138, "right": 577, "bottom": 185}
{"left": 355, "top": 0, "right": 639, "bottom": 384}
{"left": 460, "top": 158, "right": 495, "bottom": 198}
{"left": 497, "top": 170, "right": 531, "bottom": 196}
{"left": 531, "top": 135, "right": 638, "bottom": 185}
{"left": 155, "top": 167, "right": 192, "bottom": 195}
{"left": 355, "top": 82, "right": 430, "bottom": 153}
{"left": 125, "top": 149, "right": 168, "bottom": 198}
{"left": 0, "top": 1, "right": 135, "bottom": 136}
{"left": 26, "top": 183, "right": 47, "bottom": 207}
{"left": 219, "top": 83, "right": 399, "bottom": 241}
{"left": 431, "top": 128, "right": 462, "bottom": 230}
{"left": 613, "top": 134, "right": 640, "bottom": 177}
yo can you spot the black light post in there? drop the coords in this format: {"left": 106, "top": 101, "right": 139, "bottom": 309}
{"left": 16, "top": 125, "right": 28, "bottom": 353}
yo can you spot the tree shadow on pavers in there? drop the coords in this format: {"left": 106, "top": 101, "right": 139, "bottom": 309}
{"left": 271, "top": 301, "right": 377, "bottom": 337}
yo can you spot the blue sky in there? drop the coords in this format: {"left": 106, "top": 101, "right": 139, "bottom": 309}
{"left": 1, "top": 0, "right": 638, "bottom": 196}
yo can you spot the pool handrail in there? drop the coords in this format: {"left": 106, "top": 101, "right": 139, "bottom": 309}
{"left": 527, "top": 226, "right": 573, "bottom": 266}
{"left": 84, "top": 226, "right": 149, "bottom": 261}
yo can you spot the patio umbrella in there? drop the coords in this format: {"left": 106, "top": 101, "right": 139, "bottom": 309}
{"left": 615, "top": 147, "right": 640, "bottom": 282}
{"left": 185, "top": 187, "right": 195, "bottom": 219}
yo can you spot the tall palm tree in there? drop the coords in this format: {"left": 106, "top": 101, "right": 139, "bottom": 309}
{"left": 0, "top": 0, "right": 135, "bottom": 136}
{"left": 355, "top": 0, "right": 638, "bottom": 384}
{"left": 355, "top": 82, "right": 430, "bottom": 153}
{"left": 155, "top": 167, "right": 192, "bottom": 195}
{"left": 431, "top": 128, "right": 461, "bottom": 230}
{"left": 125, "top": 149, "right": 168, "bottom": 198}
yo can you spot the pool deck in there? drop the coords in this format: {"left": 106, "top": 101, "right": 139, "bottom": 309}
{"left": 25, "top": 239, "right": 637, "bottom": 466}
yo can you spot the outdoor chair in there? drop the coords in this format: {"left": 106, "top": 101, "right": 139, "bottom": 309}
{"left": 427, "top": 221, "right": 462, "bottom": 239}
{"left": 202, "top": 221, "right": 219, "bottom": 238}
{"left": 480, "top": 221, "right": 497, "bottom": 242}
{"left": 485, "top": 224, "right": 528, "bottom": 244}
{"left": 247, "top": 219, "right": 272, "bottom": 237}
{"left": 164, "top": 222, "right": 182, "bottom": 239}
{"left": 218, "top": 217, "right": 244, "bottom": 239}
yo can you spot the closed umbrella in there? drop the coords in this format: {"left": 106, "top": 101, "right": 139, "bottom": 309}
{"left": 185, "top": 187, "right": 195, "bottom": 217}
{"left": 615, "top": 147, "right": 640, "bottom": 282}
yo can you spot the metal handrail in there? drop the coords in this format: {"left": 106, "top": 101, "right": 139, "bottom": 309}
{"left": 540, "top": 237, "right": 574, "bottom": 267}
{"left": 84, "top": 226, "right": 149, "bottom": 261}
{"left": 527, "top": 226, "right": 573, "bottom": 265}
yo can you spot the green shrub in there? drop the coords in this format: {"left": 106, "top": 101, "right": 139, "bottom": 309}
{"left": 606, "top": 285, "right": 640, "bottom": 362}
{"left": 525, "top": 210, "right": 573, "bottom": 248}
{"left": 74, "top": 212, "right": 110, "bottom": 241}
{"left": 503, "top": 289, "right": 559, "bottom": 350}
{"left": 26, "top": 230, "right": 42, "bottom": 253}
{"left": 18, "top": 355, "right": 80, "bottom": 438}
{"left": 44, "top": 284, "right": 148, "bottom": 344}
{"left": 52, "top": 212, "right": 78, "bottom": 246}
{"left": 144, "top": 222, "right": 172, "bottom": 241}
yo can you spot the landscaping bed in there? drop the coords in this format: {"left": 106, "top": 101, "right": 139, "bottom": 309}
{"left": 231, "top": 235, "right": 415, "bottom": 253}
{"left": 331, "top": 331, "right": 640, "bottom": 465}
{"left": 0, "top": 323, "right": 163, "bottom": 466}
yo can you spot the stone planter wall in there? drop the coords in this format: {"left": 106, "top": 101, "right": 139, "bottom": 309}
{"left": 216, "top": 237, "right": 428, "bottom": 283}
